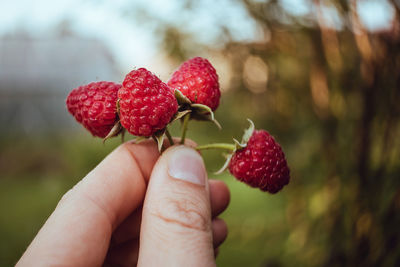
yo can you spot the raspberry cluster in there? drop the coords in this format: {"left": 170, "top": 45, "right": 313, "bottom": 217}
{"left": 66, "top": 57, "right": 290, "bottom": 194}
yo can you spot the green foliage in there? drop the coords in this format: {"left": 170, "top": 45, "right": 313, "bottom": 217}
{"left": 165, "top": 0, "right": 400, "bottom": 266}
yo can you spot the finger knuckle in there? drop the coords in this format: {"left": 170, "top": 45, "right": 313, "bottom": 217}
{"left": 150, "top": 192, "right": 210, "bottom": 232}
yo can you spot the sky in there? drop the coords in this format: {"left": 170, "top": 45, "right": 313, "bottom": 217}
{"left": 0, "top": 0, "right": 260, "bottom": 74}
{"left": 0, "top": 0, "right": 396, "bottom": 74}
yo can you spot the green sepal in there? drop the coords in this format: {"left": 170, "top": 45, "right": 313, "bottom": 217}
{"left": 224, "top": 119, "right": 254, "bottom": 151}
{"left": 103, "top": 99, "right": 124, "bottom": 143}
{"left": 120, "top": 128, "right": 126, "bottom": 143}
{"left": 191, "top": 103, "right": 213, "bottom": 115}
{"left": 214, "top": 153, "right": 233, "bottom": 175}
{"left": 174, "top": 90, "right": 221, "bottom": 129}
{"left": 214, "top": 139, "right": 243, "bottom": 175}
{"left": 116, "top": 99, "right": 121, "bottom": 114}
{"left": 103, "top": 121, "right": 123, "bottom": 143}
{"left": 153, "top": 129, "right": 166, "bottom": 152}
{"left": 241, "top": 119, "right": 255, "bottom": 144}
{"left": 190, "top": 104, "right": 221, "bottom": 129}
{"left": 175, "top": 89, "right": 192, "bottom": 105}
{"left": 233, "top": 138, "right": 246, "bottom": 150}
{"left": 171, "top": 110, "right": 191, "bottom": 123}
{"left": 198, "top": 119, "right": 256, "bottom": 175}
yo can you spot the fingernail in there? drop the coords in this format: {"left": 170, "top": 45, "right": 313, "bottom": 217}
{"left": 168, "top": 146, "right": 206, "bottom": 186}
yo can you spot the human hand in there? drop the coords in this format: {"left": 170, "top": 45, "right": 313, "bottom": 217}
{"left": 17, "top": 140, "right": 230, "bottom": 267}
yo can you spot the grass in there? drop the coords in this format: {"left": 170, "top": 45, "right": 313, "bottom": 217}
{"left": 0, "top": 174, "right": 291, "bottom": 267}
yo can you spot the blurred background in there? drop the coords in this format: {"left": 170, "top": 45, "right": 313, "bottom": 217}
{"left": 1, "top": 0, "right": 399, "bottom": 266}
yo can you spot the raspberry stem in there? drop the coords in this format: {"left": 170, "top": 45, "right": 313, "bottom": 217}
{"left": 195, "top": 143, "right": 236, "bottom": 151}
{"left": 165, "top": 128, "right": 174, "bottom": 145}
{"left": 180, "top": 113, "right": 191, "bottom": 144}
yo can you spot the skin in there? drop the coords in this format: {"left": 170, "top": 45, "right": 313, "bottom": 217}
{"left": 17, "top": 139, "right": 230, "bottom": 267}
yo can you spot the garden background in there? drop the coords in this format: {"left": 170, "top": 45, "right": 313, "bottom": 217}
{"left": 1, "top": 0, "right": 399, "bottom": 266}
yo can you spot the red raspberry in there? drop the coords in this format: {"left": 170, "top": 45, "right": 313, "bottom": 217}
{"left": 168, "top": 57, "right": 220, "bottom": 111}
{"left": 228, "top": 130, "right": 290, "bottom": 193}
{"left": 118, "top": 68, "right": 178, "bottom": 136}
{"left": 66, "top": 81, "right": 121, "bottom": 138}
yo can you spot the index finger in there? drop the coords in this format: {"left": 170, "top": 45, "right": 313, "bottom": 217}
{"left": 17, "top": 139, "right": 161, "bottom": 267}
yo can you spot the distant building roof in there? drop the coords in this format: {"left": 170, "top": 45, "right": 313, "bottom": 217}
{"left": 0, "top": 33, "right": 122, "bottom": 133}
{"left": 0, "top": 34, "right": 121, "bottom": 94}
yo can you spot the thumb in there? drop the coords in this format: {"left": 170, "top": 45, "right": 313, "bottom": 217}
{"left": 138, "top": 145, "right": 215, "bottom": 267}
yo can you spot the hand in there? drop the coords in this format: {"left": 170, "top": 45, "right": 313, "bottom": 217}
{"left": 17, "top": 140, "right": 230, "bottom": 267}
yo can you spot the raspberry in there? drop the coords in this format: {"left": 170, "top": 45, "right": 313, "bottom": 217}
{"left": 168, "top": 57, "right": 220, "bottom": 111}
{"left": 228, "top": 130, "right": 290, "bottom": 193}
{"left": 66, "top": 81, "right": 121, "bottom": 138}
{"left": 118, "top": 68, "right": 178, "bottom": 137}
